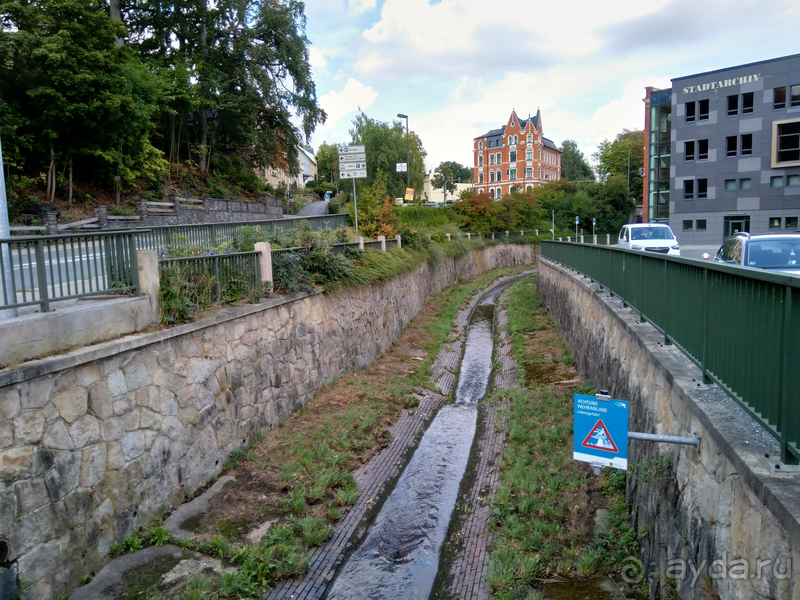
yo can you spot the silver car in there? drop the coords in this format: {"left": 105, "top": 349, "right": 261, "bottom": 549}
{"left": 713, "top": 233, "right": 800, "bottom": 274}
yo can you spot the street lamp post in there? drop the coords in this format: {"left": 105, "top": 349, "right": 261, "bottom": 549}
{"left": 443, "top": 177, "right": 460, "bottom": 204}
{"left": 397, "top": 113, "right": 409, "bottom": 192}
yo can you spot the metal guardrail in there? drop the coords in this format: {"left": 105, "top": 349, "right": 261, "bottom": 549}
{"left": 159, "top": 251, "right": 262, "bottom": 304}
{"left": 363, "top": 240, "right": 384, "bottom": 251}
{"left": 0, "top": 230, "right": 141, "bottom": 313}
{"left": 542, "top": 240, "right": 800, "bottom": 464}
{"left": 136, "top": 214, "right": 348, "bottom": 251}
{"left": 385, "top": 238, "right": 398, "bottom": 249}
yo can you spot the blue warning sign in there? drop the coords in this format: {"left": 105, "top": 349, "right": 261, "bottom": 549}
{"left": 574, "top": 394, "right": 628, "bottom": 470}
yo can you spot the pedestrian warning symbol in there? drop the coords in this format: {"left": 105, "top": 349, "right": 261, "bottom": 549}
{"left": 581, "top": 420, "right": 618, "bottom": 453}
{"left": 573, "top": 393, "right": 628, "bottom": 470}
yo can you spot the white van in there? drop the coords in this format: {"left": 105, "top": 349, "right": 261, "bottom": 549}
{"left": 617, "top": 223, "right": 680, "bottom": 256}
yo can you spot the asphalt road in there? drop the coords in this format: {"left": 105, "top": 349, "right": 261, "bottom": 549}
{"left": 295, "top": 200, "right": 329, "bottom": 216}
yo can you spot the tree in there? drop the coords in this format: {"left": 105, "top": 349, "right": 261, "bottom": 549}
{"left": 452, "top": 191, "right": 506, "bottom": 234}
{"left": 348, "top": 111, "right": 426, "bottom": 201}
{"left": 560, "top": 140, "right": 594, "bottom": 182}
{"left": 431, "top": 160, "right": 472, "bottom": 193}
{"left": 592, "top": 129, "right": 644, "bottom": 203}
{"left": 316, "top": 142, "right": 339, "bottom": 183}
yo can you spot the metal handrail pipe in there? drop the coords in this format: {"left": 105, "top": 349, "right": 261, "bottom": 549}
{"left": 628, "top": 432, "right": 700, "bottom": 448}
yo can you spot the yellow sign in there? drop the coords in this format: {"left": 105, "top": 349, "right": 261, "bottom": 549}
{"left": 404, "top": 188, "right": 415, "bottom": 201}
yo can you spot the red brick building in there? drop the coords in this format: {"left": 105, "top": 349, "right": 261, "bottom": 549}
{"left": 473, "top": 109, "right": 561, "bottom": 198}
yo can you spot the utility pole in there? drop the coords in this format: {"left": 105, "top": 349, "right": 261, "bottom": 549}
{"left": 397, "top": 114, "right": 410, "bottom": 191}
{"left": 0, "top": 135, "right": 18, "bottom": 317}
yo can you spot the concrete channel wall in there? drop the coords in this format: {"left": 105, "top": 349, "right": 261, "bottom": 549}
{"left": 537, "top": 259, "right": 800, "bottom": 600}
{"left": 0, "top": 244, "right": 536, "bottom": 600}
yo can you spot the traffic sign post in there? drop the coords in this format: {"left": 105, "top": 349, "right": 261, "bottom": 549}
{"left": 573, "top": 393, "right": 629, "bottom": 470}
{"left": 338, "top": 145, "right": 367, "bottom": 233}
{"left": 575, "top": 215, "right": 579, "bottom": 237}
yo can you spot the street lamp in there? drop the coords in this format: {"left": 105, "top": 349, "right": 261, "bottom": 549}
{"left": 443, "top": 177, "right": 461, "bottom": 204}
{"left": 397, "top": 113, "right": 409, "bottom": 191}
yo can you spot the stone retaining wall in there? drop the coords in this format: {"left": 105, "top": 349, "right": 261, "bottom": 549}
{"left": 0, "top": 244, "right": 536, "bottom": 599}
{"left": 537, "top": 259, "right": 799, "bottom": 600}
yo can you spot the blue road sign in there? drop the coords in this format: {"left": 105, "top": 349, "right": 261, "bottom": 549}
{"left": 575, "top": 215, "right": 579, "bottom": 223}
{"left": 574, "top": 394, "right": 628, "bottom": 469}
{"left": 324, "top": 191, "right": 331, "bottom": 200}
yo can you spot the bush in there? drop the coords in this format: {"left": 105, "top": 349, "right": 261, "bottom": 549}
{"left": 272, "top": 252, "right": 313, "bottom": 295}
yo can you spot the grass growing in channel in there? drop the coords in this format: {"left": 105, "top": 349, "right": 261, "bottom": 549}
{"left": 487, "top": 277, "right": 637, "bottom": 599}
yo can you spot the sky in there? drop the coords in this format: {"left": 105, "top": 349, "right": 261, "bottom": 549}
{"left": 303, "top": 0, "right": 800, "bottom": 172}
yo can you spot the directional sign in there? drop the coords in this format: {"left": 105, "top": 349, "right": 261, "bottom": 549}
{"left": 324, "top": 191, "right": 331, "bottom": 200}
{"left": 339, "top": 153, "right": 366, "bottom": 163}
{"left": 573, "top": 393, "right": 628, "bottom": 470}
{"left": 341, "top": 169, "right": 367, "bottom": 179}
{"left": 338, "top": 145, "right": 365, "bottom": 154}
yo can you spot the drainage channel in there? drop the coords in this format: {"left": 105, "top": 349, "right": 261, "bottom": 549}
{"left": 325, "top": 281, "right": 515, "bottom": 600}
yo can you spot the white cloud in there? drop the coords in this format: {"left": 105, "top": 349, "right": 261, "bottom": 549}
{"left": 312, "top": 79, "right": 379, "bottom": 147}
{"left": 349, "top": 0, "right": 376, "bottom": 15}
{"left": 309, "top": 47, "right": 329, "bottom": 71}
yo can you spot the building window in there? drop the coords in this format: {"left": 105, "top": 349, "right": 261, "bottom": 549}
{"left": 683, "top": 220, "right": 693, "bottom": 231}
{"left": 740, "top": 178, "right": 752, "bottom": 191}
{"left": 725, "top": 179, "right": 736, "bottom": 191}
{"left": 697, "top": 219, "right": 707, "bottom": 231}
{"left": 788, "top": 174, "right": 800, "bottom": 187}
{"left": 774, "top": 120, "right": 800, "bottom": 165}
{"left": 697, "top": 178, "right": 708, "bottom": 199}
{"left": 490, "top": 172, "right": 495, "bottom": 182}
{"left": 786, "top": 217, "right": 798, "bottom": 229}
{"left": 685, "top": 141, "right": 695, "bottom": 161}
{"left": 509, "top": 150, "right": 517, "bottom": 162}
{"left": 478, "top": 155, "right": 484, "bottom": 167}
{"left": 489, "top": 189, "right": 495, "bottom": 199}
{"left": 771, "top": 176, "right": 783, "bottom": 188}
{"left": 742, "top": 92, "right": 754, "bottom": 114}
{"left": 479, "top": 141, "right": 483, "bottom": 150}
{"left": 792, "top": 84, "right": 800, "bottom": 108}
{"left": 526, "top": 148, "right": 533, "bottom": 160}
{"left": 497, "top": 171, "right": 501, "bottom": 182}
{"left": 510, "top": 169, "right": 517, "bottom": 180}
{"left": 525, "top": 167, "right": 533, "bottom": 178}
{"left": 698, "top": 99, "right": 709, "bottom": 121}
{"left": 686, "top": 102, "right": 696, "bottom": 122}
{"left": 527, "top": 133, "right": 532, "bottom": 143}
{"left": 479, "top": 173, "right": 484, "bottom": 183}
{"left": 726, "top": 136, "right": 737, "bottom": 157}
{"left": 727, "top": 94, "right": 738, "bottom": 116}
{"left": 775, "top": 87, "right": 786, "bottom": 109}
{"left": 698, "top": 139, "right": 709, "bottom": 160}
{"left": 684, "top": 180, "right": 694, "bottom": 199}
{"left": 490, "top": 154, "right": 495, "bottom": 165}
{"left": 741, "top": 134, "right": 753, "bottom": 156}
{"left": 769, "top": 217, "right": 782, "bottom": 229}
{"left": 496, "top": 153, "right": 502, "bottom": 164}
{"left": 496, "top": 187, "right": 502, "bottom": 198}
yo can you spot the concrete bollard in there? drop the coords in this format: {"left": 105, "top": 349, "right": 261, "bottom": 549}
{"left": 45, "top": 211, "right": 59, "bottom": 235}
{"left": 136, "top": 249, "right": 160, "bottom": 321}
{"left": 446, "top": 233, "right": 451, "bottom": 241}
{"left": 378, "top": 235, "right": 386, "bottom": 252}
{"left": 254, "top": 242, "right": 272, "bottom": 293}
{"left": 505, "top": 231, "right": 509, "bottom": 237}
{"left": 357, "top": 236, "right": 364, "bottom": 250}
{"left": 466, "top": 233, "right": 471, "bottom": 239}
{"left": 395, "top": 234, "right": 402, "bottom": 249}
{"left": 95, "top": 205, "right": 108, "bottom": 230}
{"left": 491, "top": 232, "right": 495, "bottom": 240}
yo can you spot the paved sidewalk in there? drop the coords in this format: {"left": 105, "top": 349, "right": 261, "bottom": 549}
{"left": 265, "top": 271, "right": 529, "bottom": 600}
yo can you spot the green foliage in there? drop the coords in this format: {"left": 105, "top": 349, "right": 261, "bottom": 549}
{"left": 347, "top": 111, "right": 426, "bottom": 199}
{"left": 224, "top": 449, "right": 245, "bottom": 471}
{"left": 109, "top": 533, "right": 144, "bottom": 557}
{"left": 452, "top": 192, "right": 507, "bottom": 234}
{"left": 316, "top": 142, "right": 340, "bottom": 184}
{"left": 559, "top": 140, "right": 594, "bottom": 182}
{"left": 272, "top": 252, "right": 313, "bottom": 296}
{"left": 592, "top": 129, "right": 644, "bottom": 203}
{"left": 148, "top": 527, "right": 173, "bottom": 547}
{"left": 431, "top": 160, "right": 472, "bottom": 192}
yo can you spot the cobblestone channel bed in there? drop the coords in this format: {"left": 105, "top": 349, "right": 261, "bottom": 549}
{"left": 265, "top": 271, "right": 530, "bottom": 600}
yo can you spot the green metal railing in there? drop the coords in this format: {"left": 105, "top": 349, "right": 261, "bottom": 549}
{"left": 136, "top": 214, "right": 347, "bottom": 251}
{"left": 159, "top": 251, "right": 261, "bottom": 304}
{"left": 542, "top": 241, "right": 800, "bottom": 464}
{"left": 0, "top": 230, "right": 141, "bottom": 313}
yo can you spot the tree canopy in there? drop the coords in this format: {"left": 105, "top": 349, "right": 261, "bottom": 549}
{"left": 559, "top": 140, "right": 594, "bottom": 182}
{"left": 0, "top": 0, "right": 325, "bottom": 210}
{"left": 431, "top": 161, "right": 472, "bottom": 193}
{"left": 592, "top": 129, "right": 644, "bottom": 202}
{"left": 347, "top": 111, "right": 426, "bottom": 201}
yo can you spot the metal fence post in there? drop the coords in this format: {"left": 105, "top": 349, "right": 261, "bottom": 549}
{"left": 779, "top": 286, "right": 796, "bottom": 464}
{"left": 34, "top": 239, "right": 50, "bottom": 312}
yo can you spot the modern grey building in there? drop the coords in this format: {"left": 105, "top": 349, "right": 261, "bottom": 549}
{"left": 644, "top": 54, "right": 800, "bottom": 244}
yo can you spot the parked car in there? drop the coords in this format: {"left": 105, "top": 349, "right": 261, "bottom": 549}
{"left": 422, "top": 202, "right": 440, "bottom": 207}
{"left": 617, "top": 223, "right": 681, "bottom": 256}
{"left": 713, "top": 233, "right": 800, "bottom": 274}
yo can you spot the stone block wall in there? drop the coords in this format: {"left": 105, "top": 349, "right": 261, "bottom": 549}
{"left": 0, "top": 244, "right": 536, "bottom": 599}
{"left": 537, "top": 259, "right": 799, "bottom": 600}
